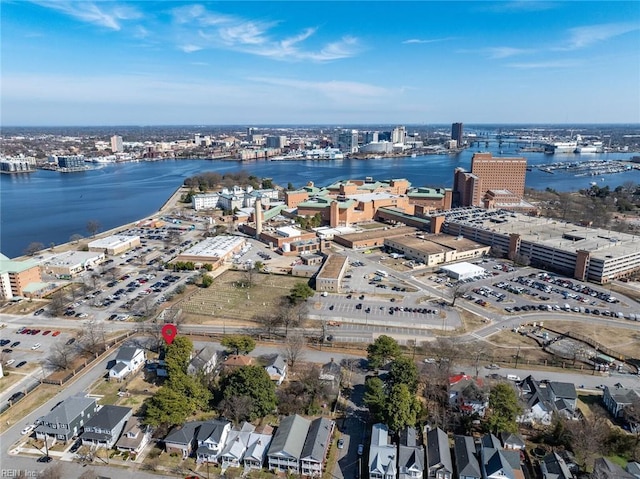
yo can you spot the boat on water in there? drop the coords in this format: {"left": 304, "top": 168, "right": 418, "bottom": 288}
{"left": 544, "top": 140, "right": 578, "bottom": 154}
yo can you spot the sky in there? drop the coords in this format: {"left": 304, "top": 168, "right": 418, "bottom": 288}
{"left": 1, "top": 1, "right": 640, "bottom": 126}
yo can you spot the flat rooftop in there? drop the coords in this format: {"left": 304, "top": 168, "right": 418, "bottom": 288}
{"left": 317, "top": 254, "right": 348, "bottom": 279}
{"left": 41, "top": 250, "right": 103, "bottom": 267}
{"left": 443, "top": 208, "right": 640, "bottom": 260}
{"left": 179, "top": 236, "right": 245, "bottom": 259}
{"left": 386, "top": 235, "right": 452, "bottom": 255}
{"left": 335, "top": 226, "right": 418, "bottom": 242}
{"left": 88, "top": 234, "right": 140, "bottom": 248}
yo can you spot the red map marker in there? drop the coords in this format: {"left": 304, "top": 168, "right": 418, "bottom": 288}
{"left": 161, "top": 324, "right": 178, "bottom": 345}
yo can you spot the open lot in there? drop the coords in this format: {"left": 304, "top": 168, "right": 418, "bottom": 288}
{"left": 179, "top": 270, "right": 304, "bottom": 321}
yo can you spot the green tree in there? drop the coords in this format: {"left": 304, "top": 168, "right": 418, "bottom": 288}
{"left": 388, "top": 356, "right": 419, "bottom": 393}
{"left": 385, "top": 383, "right": 421, "bottom": 433}
{"left": 201, "top": 274, "right": 213, "bottom": 288}
{"left": 221, "top": 335, "right": 256, "bottom": 355}
{"left": 165, "top": 336, "right": 193, "bottom": 376}
{"left": 367, "top": 335, "right": 401, "bottom": 369}
{"left": 220, "top": 366, "right": 277, "bottom": 420}
{"left": 287, "top": 282, "right": 315, "bottom": 304}
{"left": 143, "top": 386, "right": 192, "bottom": 427}
{"left": 363, "top": 376, "right": 387, "bottom": 422}
{"left": 485, "top": 383, "right": 522, "bottom": 434}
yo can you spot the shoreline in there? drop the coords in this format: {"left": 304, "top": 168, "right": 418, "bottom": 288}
{"left": 13, "top": 185, "right": 189, "bottom": 262}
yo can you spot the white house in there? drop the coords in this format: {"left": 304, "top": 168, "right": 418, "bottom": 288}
{"left": 265, "top": 354, "right": 287, "bottom": 386}
{"left": 196, "top": 419, "right": 232, "bottom": 464}
{"left": 188, "top": 345, "right": 219, "bottom": 376}
{"left": 109, "top": 347, "right": 146, "bottom": 381}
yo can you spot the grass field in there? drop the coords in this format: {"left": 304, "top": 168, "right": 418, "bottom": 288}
{"left": 543, "top": 321, "right": 640, "bottom": 358}
{"left": 179, "top": 270, "right": 306, "bottom": 322}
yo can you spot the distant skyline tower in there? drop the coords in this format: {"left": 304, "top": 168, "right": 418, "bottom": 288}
{"left": 110, "top": 135, "right": 123, "bottom": 153}
{"left": 391, "top": 126, "right": 406, "bottom": 144}
{"left": 451, "top": 123, "right": 463, "bottom": 147}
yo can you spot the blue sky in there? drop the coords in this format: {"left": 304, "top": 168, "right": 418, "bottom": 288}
{"left": 2, "top": 1, "right": 639, "bottom": 126}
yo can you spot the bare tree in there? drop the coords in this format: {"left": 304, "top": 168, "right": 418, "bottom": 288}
{"left": 46, "top": 342, "right": 76, "bottom": 371}
{"left": 463, "top": 340, "right": 491, "bottom": 378}
{"left": 48, "top": 290, "right": 67, "bottom": 317}
{"left": 253, "top": 311, "right": 281, "bottom": 339}
{"left": 24, "top": 241, "right": 45, "bottom": 256}
{"left": 78, "top": 320, "right": 106, "bottom": 356}
{"left": 282, "top": 333, "right": 306, "bottom": 369}
{"left": 70, "top": 233, "right": 84, "bottom": 244}
{"left": 40, "top": 463, "right": 63, "bottom": 479}
{"left": 566, "top": 407, "right": 610, "bottom": 470}
{"left": 450, "top": 283, "right": 469, "bottom": 307}
{"left": 220, "top": 395, "right": 254, "bottom": 424}
{"left": 86, "top": 220, "right": 101, "bottom": 237}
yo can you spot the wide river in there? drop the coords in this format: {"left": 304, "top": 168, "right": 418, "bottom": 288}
{"left": 2, "top": 145, "right": 639, "bottom": 258}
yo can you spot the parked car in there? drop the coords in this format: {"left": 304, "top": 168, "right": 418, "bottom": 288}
{"left": 37, "top": 456, "right": 52, "bottom": 463}
{"left": 16, "top": 361, "right": 27, "bottom": 368}
{"left": 10, "top": 341, "right": 20, "bottom": 347}
{"left": 357, "top": 444, "right": 364, "bottom": 456}
{"left": 337, "top": 438, "right": 345, "bottom": 449}
{"left": 31, "top": 343, "right": 41, "bottom": 350}
{"left": 8, "top": 392, "right": 25, "bottom": 402}
{"left": 21, "top": 424, "right": 35, "bottom": 435}
{"left": 5, "top": 359, "right": 15, "bottom": 366}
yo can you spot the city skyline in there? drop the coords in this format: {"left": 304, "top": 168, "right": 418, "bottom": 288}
{"left": 2, "top": 1, "right": 640, "bottom": 126}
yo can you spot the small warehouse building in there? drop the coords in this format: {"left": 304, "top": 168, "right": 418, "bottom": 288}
{"left": 440, "top": 262, "right": 486, "bottom": 281}
{"left": 88, "top": 235, "right": 141, "bottom": 255}
{"left": 315, "top": 254, "right": 349, "bottom": 292}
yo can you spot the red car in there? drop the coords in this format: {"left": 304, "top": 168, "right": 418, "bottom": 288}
{"left": 52, "top": 331, "right": 61, "bottom": 337}
{"left": 21, "top": 329, "right": 31, "bottom": 334}
{"left": 42, "top": 330, "right": 51, "bottom": 336}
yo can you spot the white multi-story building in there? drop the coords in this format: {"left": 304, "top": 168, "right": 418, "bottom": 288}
{"left": 392, "top": 126, "right": 407, "bottom": 145}
{"left": 111, "top": 135, "right": 123, "bottom": 153}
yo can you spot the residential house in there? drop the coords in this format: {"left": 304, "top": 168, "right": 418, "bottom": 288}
{"left": 165, "top": 422, "right": 201, "bottom": 458}
{"left": 449, "top": 374, "right": 488, "bottom": 416}
{"left": 593, "top": 458, "right": 636, "bottom": 479}
{"left": 500, "top": 433, "right": 526, "bottom": 451}
{"left": 244, "top": 425, "right": 273, "bottom": 470}
{"left": 516, "top": 376, "right": 554, "bottom": 426}
{"left": 268, "top": 414, "right": 311, "bottom": 473}
{"left": 35, "top": 394, "right": 99, "bottom": 443}
{"left": 547, "top": 382, "right": 577, "bottom": 417}
{"left": 425, "top": 427, "right": 453, "bottom": 479}
{"left": 369, "top": 423, "right": 397, "bottom": 479}
{"left": 603, "top": 386, "right": 640, "bottom": 431}
{"left": 540, "top": 452, "right": 573, "bottom": 479}
{"left": 319, "top": 359, "right": 342, "bottom": 393}
{"left": 265, "top": 354, "right": 288, "bottom": 386}
{"left": 626, "top": 462, "right": 640, "bottom": 479}
{"left": 109, "top": 346, "right": 146, "bottom": 381}
{"left": 223, "top": 355, "right": 254, "bottom": 371}
{"left": 81, "top": 405, "right": 132, "bottom": 448}
{"left": 453, "top": 435, "right": 481, "bottom": 479}
{"left": 398, "top": 427, "right": 424, "bottom": 479}
{"left": 196, "top": 419, "right": 232, "bottom": 464}
{"left": 301, "top": 417, "right": 335, "bottom": 476}
{"left": 188, "top": 345, "right": 219, "bottom": 376}
{"left": 219, "top": 422, "right": 256, "bottom": 469}
{"left": 479, "top": 434, "right": 515, "bottom": 479}
{"left": 115, "top": 417, "right": 152, "bottom": 456}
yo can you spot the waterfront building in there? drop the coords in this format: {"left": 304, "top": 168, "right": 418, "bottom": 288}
{"left": 364, "top": 131, "right": 379, "bottom": 144}
{"left": 266, "top": 135, "right": 287, "bottom": 149}
{"left": 453, "top": 153, "right": 527, "bottom": 208}
{"left": 434, "top": 207, "right": 640, "bottom": 283}
{"left": 88, "top": 235, "right": 141, "bottom": 255}
{"left": 0, "top": 253, "right": 42, "bottom": 299}
{"left": 451, "top": 123, "right": 464, "bottom": 147}
{"left": 111, "top": 135, "right": 123, "bottom": 153}
{"left": 51, "top": 154, "right": 85, "bottom": 169}
{"left": 407, "top": 187, "right": 452, "bottom": 211}
{"left": 392, "top": 125, "right": 407, "bottom": 145}
{"left": 192, "top": 186, "right": 279, "bottom": 212}
{"left": 336, "top": 129, "right": 359, "bottom": 153}
{"left": 39, "top": 250, "right": 105, "bottom": 277}
{"left": 0, "top": 158, "right": 35, "bottom": 173}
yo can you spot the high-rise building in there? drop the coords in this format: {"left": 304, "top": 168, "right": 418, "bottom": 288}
{"left": 364, "top": 131, "right": 379, "bottom": 144}
{"left": 336, "top": 130, "right": 359, "bottom": 153}
{"left": 453, "top": 152, "right": 527, "bottom": 207}
{"left": 451, "top": 123, "right": 463, "bottom": 147}
{"left": 111, "top": 135, "right": 123, "bottom": 153}
{"left": 266, "top": 136, "right": 287, "bottom": 149}
{"left": 391, "top": 126, "right": 406, "bottom": 144}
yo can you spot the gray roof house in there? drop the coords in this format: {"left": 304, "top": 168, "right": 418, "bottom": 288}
{"left": 547, "top": 382, "right": 578, "bottom": 416}
{"left": 188, "top": 345, "right": 219, "bottom": 376}
{"left": 540, "top": 452, "right": 573, "bottom": 479}
{"left": 196, "top": 419, "right": 232, "bottom": 463}
{"left": 453, "top": 435, "right": 481, "bottom": 479}
{"left": 626, "top": 462, "right": 640, "bottom": 479}
{"left": 109, "top": 346, "right": 146, "bottom": 381}
{"left": 115, "top": 417, "right": 151, "bottom": 456}
{"left": 81, "top": 405, "right": 132, "bottom": 448}
{"left": 301, "top": 417, "right": 335, "bottom": 476}
{"left": 265, "top": 354, "right": 288, "bottom": 386}
{"left": 165, "top": 422, "right": 202, "bottom": 458}
{"left": 35, "top": 394, "right": 99, "bottom": 443}
{"left": 479, "top": 434, "right": 515, "bottom": 479}
{"left": 425, "top": 427, "right": 453, "bottom": 479}
{"left": 500, "top": 432, "right": 526, "bottom": 451}
{"left": 219, "top": 422, "right": 256, "bottom": 469}
{"left": 369, "top": 423, "right": 397, "bottom": 479}
{"left": 268, "top": 414, "right": 312, "bottom": 473}
{"left": 517, "top": 376, "right": 554, "bottom": 426}
{"left": 603, "top": 386, "right": 640, "bottom": 424}
{"left": 398, "top": 427, "right": 425, "bottom": 479}
{"left": 593, "top": 458, "right": 636, "bottom": 479}
{"left": 244, "top": 425, "right": 274, "bottom": 470}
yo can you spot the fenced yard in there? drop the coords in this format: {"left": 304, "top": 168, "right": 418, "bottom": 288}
{"left": 179, "top": 271, "right": 306, "bottom": 321}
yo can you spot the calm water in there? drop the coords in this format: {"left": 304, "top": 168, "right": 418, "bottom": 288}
{"left": 2, "top": 146, "right": 638, "bottom": 258}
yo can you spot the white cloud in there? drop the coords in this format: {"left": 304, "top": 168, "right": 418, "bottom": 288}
{"left": 30, "top": 1, "right": 141, "bottom": 31}
{"left": 564, "top": 22, "right": 640, "bottom": 50}
{"left": 181, "top": 44, "right": 203, "bottom": 53}
{"left": 402, "top": 37, "right": 454, "bottom": 45}
{"left": 485, "top": 47, "right": 532, "bottom": 59}
{"left": 507, "top": 59, "right": 583, "bottom": 69}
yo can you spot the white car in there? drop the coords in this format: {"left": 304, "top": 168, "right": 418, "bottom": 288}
{"left": 31, "top": 343, "right": 41, "bottom": 350}
{"left": 5, "top": 359, "right": 15, "bottom": 366}
{"left": 21, "top": 424, "right": 35, "bottom": 435}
